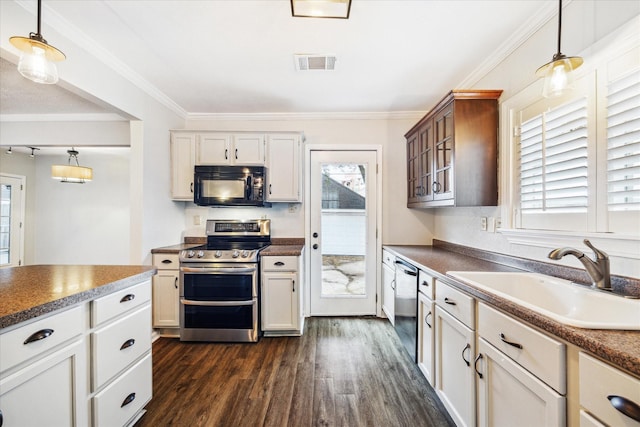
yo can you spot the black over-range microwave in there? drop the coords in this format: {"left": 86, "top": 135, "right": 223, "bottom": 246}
{"left": 193, "top": 165, "right": 272, "bottom": 207}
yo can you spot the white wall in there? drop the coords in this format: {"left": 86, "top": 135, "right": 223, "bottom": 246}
{"left": 432, "top": 2, "right": 640, "bottom": 277}
{"left": 182, "top": 117, "right": 435, "bottom": 244}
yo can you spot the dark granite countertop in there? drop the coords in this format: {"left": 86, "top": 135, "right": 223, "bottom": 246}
{"left": 151, "top": 243, "right": 202, "bottom": 254}
{"left": 384, "top": 244, "right": 640, "bottom": 377}
{"left": 151, "top": 238, "right": 305, "bottom": 256}
{"left": 261, "top": 245, "right": 305, "bottom": 256}
{"left": 0, "top": 265, "right": 157, "bottom": 330}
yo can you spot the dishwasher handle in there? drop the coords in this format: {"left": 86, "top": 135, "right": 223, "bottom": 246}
{"left": 395, "top": 259, "right": 418, "bottom": 276}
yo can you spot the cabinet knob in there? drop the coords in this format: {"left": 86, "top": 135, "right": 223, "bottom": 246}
{"left": 607, "top": 395, "right": 640, "bottom": 422}
{"left": 313, "top": 232, "right": 318, "bottom": 238}
{"left": 313, "top": 244, "right": 319, "bottom": 250}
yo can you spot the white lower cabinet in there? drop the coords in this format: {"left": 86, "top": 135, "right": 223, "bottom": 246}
{"left": 261, "top": 255, "right": 304, "bottom": 335}
{"left": 476, "top": 338, "right": 565, "bottom": 427}
{"left": 579, "top": 352, "right": 640, "bottom": 427}
{"left": 382, "top": 250, "right": 395, "bottom": 324}
{"left": 0, "top": 330, "right": 87, "bottom": 426}
{"left": 434, "top": 305, "right": 476, "bottom": 427}
{"left": 417, "top": 291, "right": 434, "bottom": 385}
{"left": 152, "top": 254, "right": 180, "bottom": 328}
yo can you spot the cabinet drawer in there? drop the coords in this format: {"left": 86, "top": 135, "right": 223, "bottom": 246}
{"left": 579, "top": 352, "right": 640, "bottom": 427}
{"left": 262, "top": 256, "right": 298, "bottom": 272}
{"left": 436, "top": 280, "right": 475, "bottom": 329}
{"left": 91, "top": 280, "right": 151, "bottom": 327}
{"left": 478, "top": 302, "right": 565, "bottom": 394}
{"left": 152, "top": 253, "right": 179, "bottom": 270}
{"left": 0, "top": 305, "right": 83, "bottom": 374}
{"left": 92, "top": 304, "right": 152, "bottom": 390}
{"left": 419, "top": 269, "right": 435, "bottom": 300}
{"left": 93, "top": 352, "right": 152, "bottom": 427}
{"left": 382, "top": 249, "right": 395, "bottom": 267}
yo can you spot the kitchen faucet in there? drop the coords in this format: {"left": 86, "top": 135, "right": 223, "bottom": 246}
{"left": 548, "top": 239, "right": 611, "bottom": 290}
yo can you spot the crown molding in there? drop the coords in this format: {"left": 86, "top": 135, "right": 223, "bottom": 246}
{"left": 0, "top": 113, "right": 128, "bottom": 122}
{"left": 457, "top": 1, "right": 559, "bottom": 88}
{"left": 186, "top": 111, "right": 426, "bottom": 122}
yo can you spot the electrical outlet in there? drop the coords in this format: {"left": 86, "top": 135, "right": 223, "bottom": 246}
{"left": 193, "top": 215, "right": 201, "bottom": 226}
{"left": 487, "top": 217, "right": 496, "bottom": 233}
{"left": 288, "top": 203, "right": 298, "bottom": 213}
{"left": 480, "top": 217, "right": 487, "bottom": 231}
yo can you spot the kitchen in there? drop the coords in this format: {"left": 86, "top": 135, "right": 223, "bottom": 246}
{"left": 1, "top": 1, "right": 639, "bottom": 426}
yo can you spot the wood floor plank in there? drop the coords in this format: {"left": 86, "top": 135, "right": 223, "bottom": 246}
{"left": 136, "top": 317, "right": 455, "bottom": 427}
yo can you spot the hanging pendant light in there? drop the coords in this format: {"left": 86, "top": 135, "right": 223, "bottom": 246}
{"left": 9, "top": 0, "right": 66, "bottom": 84}
{"left": 51, "top": 148, "right": 93, "bottom": 184}
{"left": 535, "top": 0, "right": 583, "bottom": 98}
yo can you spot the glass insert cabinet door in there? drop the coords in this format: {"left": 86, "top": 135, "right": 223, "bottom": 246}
{"left": 434, "top": 106, "right": 454, "bottom": 200}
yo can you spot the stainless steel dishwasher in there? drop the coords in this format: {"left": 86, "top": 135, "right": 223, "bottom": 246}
{"left": 394, "top": 258, "right": 418, "bottom": 361}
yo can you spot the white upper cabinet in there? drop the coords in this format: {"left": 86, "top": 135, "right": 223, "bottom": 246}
{"left": 266, "top": 133, "right": 302, "bottom": 202}
{"left": 170, "top": 132, "right": 197, "bottom": 201}
{"left": 196, "top": 133, "right": 265, "bottom": 165}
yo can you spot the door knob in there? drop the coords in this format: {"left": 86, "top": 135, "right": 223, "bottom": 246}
{"left": 313, "top": 244, "right": 318, "bottom": 250}
{"left": 313, "top": 232, "right": 318, "bottom": 238}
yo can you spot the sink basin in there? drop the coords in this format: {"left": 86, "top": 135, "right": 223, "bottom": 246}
{"left": 447, "top": 271, "right": 640, "bottom": 330}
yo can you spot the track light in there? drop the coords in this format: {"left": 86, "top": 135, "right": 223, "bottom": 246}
{"left": 6, "top": 147, "right": 12, "bottom": 154}
{"left": 29, "top": 147, "right": 40, "bottom": 158}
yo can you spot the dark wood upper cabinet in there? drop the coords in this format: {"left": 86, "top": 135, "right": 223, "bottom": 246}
{"left": 405, "top": 90, "right": 502, "bottom": 208}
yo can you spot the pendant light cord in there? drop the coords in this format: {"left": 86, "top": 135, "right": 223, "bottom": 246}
{"left": 556, "top": 0, "right": 563, "bottom": 58}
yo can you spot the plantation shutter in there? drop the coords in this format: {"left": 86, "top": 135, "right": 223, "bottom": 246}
{"left": 519, "top": 97, "right": 589, "bottom": 213}
{"left": 607, "top": 69, "right": 640, "bottom": 212}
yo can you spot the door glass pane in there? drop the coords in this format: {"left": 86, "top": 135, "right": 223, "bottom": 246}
{"left": 320, "top": 163, "right": 366, "bottom": 297}
{"left": 1, "top": 184, "right": 11, "bottom": 265}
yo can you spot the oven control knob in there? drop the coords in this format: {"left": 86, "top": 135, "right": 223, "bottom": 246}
{"left": 187, "top": 250, "right": 195, "bottom": 258}
{"left": 241, "top": 250, "right": 250, "bottom": 258}
{"left": 232, "top": 250, "right": 240, "bottom": 258}
{"left": 214, "top": 251, "right": 222, "bottom": 258}
{"left": 197, "top": 250, "right": 205, "bottom": 258}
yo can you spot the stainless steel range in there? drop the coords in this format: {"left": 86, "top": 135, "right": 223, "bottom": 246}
{"left": 179, "top": 219, "right": 271, "bottom": 342}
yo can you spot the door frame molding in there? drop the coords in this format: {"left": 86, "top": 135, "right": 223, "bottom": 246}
{"left": 304, "top": 144, "right": 383, "bottom": 318}
{"left": 0, "top": 173, "right": 26, "bottom": 267}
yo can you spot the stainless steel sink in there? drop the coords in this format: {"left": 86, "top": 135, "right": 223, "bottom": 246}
{"left": 447, "top": 271, "right": 640, "bottom": 330}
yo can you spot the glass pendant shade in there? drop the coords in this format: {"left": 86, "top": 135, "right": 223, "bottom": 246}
{"left": 291, "top": 0, "right": 351, "bottom": 18}
{"left": 537, "top": 55, "right": 583, "bottom": 98}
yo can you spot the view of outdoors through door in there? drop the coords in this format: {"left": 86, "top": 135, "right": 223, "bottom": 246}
{"left": 310, "top": 150, "right": 377, "bottom": 316}
{"left": 321, "top": 163, "right": 366, "bottom": 297}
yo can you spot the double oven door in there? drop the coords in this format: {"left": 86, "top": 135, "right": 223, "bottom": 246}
{"left": 180, "top": 262, "right": 259, "bottom": 342}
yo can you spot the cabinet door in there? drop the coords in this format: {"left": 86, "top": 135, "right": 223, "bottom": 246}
{"left": 197, "top": 133, "right": 231, "bottom": 164}
{"left": 418, "top": 121, "right": 434, "bottom": 202}
{"left": 476, "top": 338, "right": 565, "bottom": 427}
{"left": 0, "top": 339, "right": 87, "bottom": 426}
{"left": 435, "top": 306, "right": 475, "bottom": 427}
{"left": 433, "top": 105, "right": 454, "bottom": 201}
{"left": 261, "top": 272, "right": 298, "bottom": 331}
{"left": 152, "top": 270, "right": 180, "bottom": 327}
{"left": 266, "top": 134, "right": 301, "bottom": 202}
{"left": 170, "top": 133, "right": 196, "bottom": 200}
{"left": 233, "top": 134, "right": 265, "bottom": 165}
{"left": 382, "top": 261, "right": 395, "bottom": 324}
{"left": 418, "top": 293, "right": 435, "bottom": 385}
{"left": 406, "top": 130, "right": 421, "bottom": 204}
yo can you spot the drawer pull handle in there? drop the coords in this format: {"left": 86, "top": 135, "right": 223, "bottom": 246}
{"left": 608, "top": 395, "right": 640, "bottom": 422}
{"left": 120, "top": 339, "right": 136, "bottom": 350}
{"left": 161, "top": 259, "right": 173, "bottom": 264}
{"left": 274, "top": 261, "right": 285, "bottom": 266}
{"left": 474, "top": 354, "right": 484, "bottom": 379}
{"left": 121, "top": 392, "right": 136, "bottom": 408}
{"left": 425, "top": 312, "right": 432, "bottom": 329}
{"left": 444, "top": 297, "right": 457, "bottom": 306}
{"left": 461, "top": 343, "right": 471, "bottom": 367}
{"left": 24, "top": 328, "right": 54, "bottom": 345}
{"left": 120, "top": 294, "right": 135, "bottom": 303}
{"left": 499, "top": 333, "right": 523, "bottom": 349}
{"left": 422, "top": 280, "right": 429, "bottom": 288}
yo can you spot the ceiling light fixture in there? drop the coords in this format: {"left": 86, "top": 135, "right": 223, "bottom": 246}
{"left": 291, "top": 0, "right": 351, "bottom": 19}
{"left": 535, "top": 0, "right": 583, "bottom": 98}
{"left": 6, "top": 147, "right": 12, "bottom": 154}
{"left": 29, "top": 146, "right": 40, "bottom": 158}
{"left": 9, "top": 0, "right": 66, "bottom": 84}
{"left": 51, "top": 148, "right": 93, "bottom": 184}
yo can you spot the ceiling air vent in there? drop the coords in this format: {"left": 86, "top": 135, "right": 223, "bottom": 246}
{"left": 294, "top": 54, "right": 337, "bottom": 71}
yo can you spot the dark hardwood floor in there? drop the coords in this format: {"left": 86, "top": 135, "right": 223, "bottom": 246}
{"left": 136, "top": 317, "right": 455, "bottom": 427}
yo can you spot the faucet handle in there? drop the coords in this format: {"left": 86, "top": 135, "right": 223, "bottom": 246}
{"left": 583, "top": 239, "right": 608, "bottom": 260}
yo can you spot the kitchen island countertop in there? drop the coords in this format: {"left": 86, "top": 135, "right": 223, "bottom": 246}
{"left": 0, "top": 265, "right": 156, "bottom": 330}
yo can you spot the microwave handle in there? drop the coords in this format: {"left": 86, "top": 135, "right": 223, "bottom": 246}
{"left": 246, "top": 175, "right": 252, "bottom": 199}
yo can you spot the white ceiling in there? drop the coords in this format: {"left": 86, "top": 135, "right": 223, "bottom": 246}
{"left": 1, "top": 0, "right": 555, "bottom": 117}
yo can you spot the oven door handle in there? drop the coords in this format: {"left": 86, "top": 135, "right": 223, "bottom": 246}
{"left": 181, "top": 267, "right": 257, "bottom": 274}
{"left": 180, "top": 298, "right": 255, "bottom": 307}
